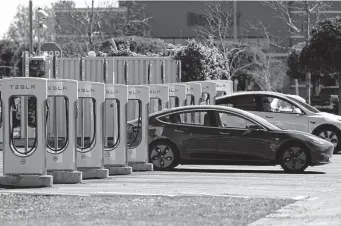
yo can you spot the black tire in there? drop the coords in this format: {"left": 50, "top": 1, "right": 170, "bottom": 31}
{"left": 149, "top": 140, "right": 179, "bottom": 171}
{"left": 279, "top": 143, "right": 309, "bottom": 174}
{"left": 313, "top": 126, "right": 341, "bottom": 154}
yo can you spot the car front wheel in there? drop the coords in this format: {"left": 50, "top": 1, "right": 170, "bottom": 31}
{"left": 149, "top": 141, "right": 179, "bottom": 171}
{"left": 280, "top": 144, "right": 309, "bottom": 174}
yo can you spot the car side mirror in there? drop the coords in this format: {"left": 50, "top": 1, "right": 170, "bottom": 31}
{"left": 247, "top": 124, "right": 264, "bottom": 131}
{"left": 293, "top": 108, "right": 302, "bottom": 114}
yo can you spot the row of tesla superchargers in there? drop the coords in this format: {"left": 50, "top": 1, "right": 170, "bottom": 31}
{"left": 0, "top": 60, "right": 233, "bottom": 188}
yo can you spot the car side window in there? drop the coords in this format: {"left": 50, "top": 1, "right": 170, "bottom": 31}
{"left": 261, "top": 96, "right": 303, "bottom": 114}
{"left": 218, "top": 95, "right": 258, "bottom": 111}
{"left": 216, "top": 112, "right": 257, "bottom": 129}
{"left": 158, "top": 110, "right": 211, "bottom": 126}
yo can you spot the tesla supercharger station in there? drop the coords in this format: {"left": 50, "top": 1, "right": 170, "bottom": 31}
{"left": 103, "top": 84, "right": 132, "bottom": 175}
{"left": 0, "top": 77, "right": 53, "bottom": 187}
{"left": 166, "top": 83, "right": 187, "bottom": 108}
{"left": 148, "top": 84, "right": 169, "bottom": 113}
{"left": 46, "top": 79, "right": 82, "bottom": 183}
{"left": 189, "top": 81, "right": 217, "bottom": 105}
{"left": 184, "top": 82, "right": 202, "bottom": 123}
{"left": 211, "top": 80, "right": 234, "bottom": 97}
{"left": 126, "top": 85, "right": 153, "bottom": 171}
{"left": 185, "top": 82, "right": 202, "bottom": 105}
{"left": 76, "top": 81, "right": 109, "bottom": 179}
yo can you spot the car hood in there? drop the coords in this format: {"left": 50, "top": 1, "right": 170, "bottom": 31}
{"left": 310, "top": 112, "right": 341, "bottom": 122}
{"left": 275, "top": 129, "right": 333, "bottom": 146}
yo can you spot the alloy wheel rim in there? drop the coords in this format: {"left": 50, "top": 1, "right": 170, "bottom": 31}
{"left": 283, "top": 147, "right": 306, "bottom": 171}
{"left": 151, "top": 145, "right": 174, "bottom": 168}
{"left": 318, "top": 130, "right": 338, "bottom": 147}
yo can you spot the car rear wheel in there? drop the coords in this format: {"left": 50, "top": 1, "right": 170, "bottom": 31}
{"left": 314, "top": 127, "right": 340, "bottom": 154}
{"left": 280, "top": 144, "right": 309, "bottom": 174}
{"left": 149, "top": 141, "right": 179, "bottom": 171}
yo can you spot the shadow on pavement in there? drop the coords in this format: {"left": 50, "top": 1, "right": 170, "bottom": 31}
{"left": 171, "top": 168, "right": 326, "bottom": 174}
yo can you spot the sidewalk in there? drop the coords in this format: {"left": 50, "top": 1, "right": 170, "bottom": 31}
{"left": 249, "top": 191, "right": 341, "bottom": 226}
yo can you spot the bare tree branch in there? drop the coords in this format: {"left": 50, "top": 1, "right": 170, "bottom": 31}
{"left": 247, "top": 1, "right": 333, "bottom": 51}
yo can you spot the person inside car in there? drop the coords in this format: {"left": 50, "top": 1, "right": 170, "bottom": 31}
{"left": 262, "top": 97, "right": 273, "bottom": 112}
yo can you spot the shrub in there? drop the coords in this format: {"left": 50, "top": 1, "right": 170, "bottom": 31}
{"left": 172, "top": 39, "right": 230, "bottom": 82}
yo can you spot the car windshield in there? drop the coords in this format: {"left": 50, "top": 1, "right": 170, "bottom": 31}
{"left": 287, "top": 96, "right": 319, "bottom": 113}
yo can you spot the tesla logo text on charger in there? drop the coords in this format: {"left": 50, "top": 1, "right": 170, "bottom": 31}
{"left": 10, "top": 85, "right": 36, "bottom": 90}
{"left": 169, "top": 88, "right": 178, "bottom": 93}
{"left": 48, "top": 85, "right": 67, "bottom": 91}
{"left": 186, "top": 87, "right": 194, "bottom": 92}
{"left": 203, "top": 86, "right": 210, "bottom": 91}
{"left": 150, "top": 90, "right": 160, "bottom": 94}
{"left": 106, "top": 89, "right": 119, "bottom": 95}
{"left": 129, "top": 90, "right": 140, "bottom": 95}
{"left": 78, "top": 88, "right": 95, "bottom": 93}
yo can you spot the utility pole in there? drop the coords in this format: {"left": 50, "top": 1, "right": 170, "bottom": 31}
{"left": 29, "top": 0, "right": 33, "bottom": 54}
{"left": 233, "top": 0, "right": 237, "bottom": 42}
{"left": 89, "top": 0, "right": 95, "bottom": 47}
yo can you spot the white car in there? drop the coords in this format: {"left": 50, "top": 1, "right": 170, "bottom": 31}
{"left": 216, "top": 91, "right": 341, "bottom": 153}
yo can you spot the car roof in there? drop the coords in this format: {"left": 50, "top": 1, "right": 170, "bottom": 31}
{"left": 216, "top": 91, "right": 289, "bottom": 100}
{"left": 150, "top": 105, "right": 246, "bottom": 117}
{"left": 149, "top": 104, "right": 282, "bottom": 130}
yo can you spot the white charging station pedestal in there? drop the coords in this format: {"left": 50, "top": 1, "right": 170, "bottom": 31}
{"left": 76, "top": 81, "right": 109, "bottom": 179}
{"left": 46, "top": 79, "right": 82, "bottom": 184}
{"left": 104, "top": 84, "right": 132, "bottom": 175}
{"left": 184, "top": 82, "right": 202, "bottom": 123}
{"left": 189, "top": 81, "right": 217, "bottom": 105}
{"left": 185, "top": 82, "right": 202, "bottom": 105}
{"left": 147, "top": 84, "right": 169, "bottom": 113}
{"left": 127, "top": 85, "right": 153, "bottom": 171}
{"left": 166, "top": 83, "right": 187, "bottom": 108}
{"left": 211, "top": 80, "right": 234, "bottom": 97}
{"left": 0, "top": 77, "right": 52, "bottom": 187}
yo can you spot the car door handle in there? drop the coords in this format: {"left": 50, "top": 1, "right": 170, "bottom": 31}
{"left": 173, "top": 129, "right": 184, "bottom": 133}
{"left": 219, "top": 132, "right": 230, "bottom": 135}
{"left": 265, "top": 116, "right": 274, "bottom": 119}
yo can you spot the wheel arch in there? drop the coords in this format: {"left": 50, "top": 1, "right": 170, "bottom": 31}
{"left": 312, "top": 123, "right": 341, "bottom": 136}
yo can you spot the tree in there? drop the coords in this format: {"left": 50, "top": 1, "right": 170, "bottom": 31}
{"left": 250, "top": 53, "right": 289, "bottom": 92}
{"left": 299, "top": 17, "right": 341, "bottom": 114}
{"left": 248, "top": 1, "right": 333, "bottom": 96}
{"left": 118, "top": 1, "right": 152, "bottom": 37}
{"left": 173, "top": 39, "right": 230, "bottom": 82}
{"left": 195, "top": 1, "right": 240, "bottom": 56}
{"left": 228, "top": 45, "right": 288, "bottom": 91}
{"left": 53, "top": 0, "right": 152, "bottom": 49}
{"left": 7, "top": 4, "right": 54, "bottom": 46}
{"left": 0, "top": 40, "right": 17, "bottom": 78}
{"left": 249, "top": 1, "right": 332, "bottom": 50}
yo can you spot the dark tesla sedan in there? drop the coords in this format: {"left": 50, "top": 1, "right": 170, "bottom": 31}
{"left": 140, "top": 105, "right": 334, "bottom": 173}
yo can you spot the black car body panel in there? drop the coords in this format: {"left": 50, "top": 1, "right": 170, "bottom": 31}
{"left": 146, "top": 105, "right": 334, "bottom": 167}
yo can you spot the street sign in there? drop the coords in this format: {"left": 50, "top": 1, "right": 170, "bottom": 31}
{"left": 40, "top": 42, "right": 62, "bottom": 58}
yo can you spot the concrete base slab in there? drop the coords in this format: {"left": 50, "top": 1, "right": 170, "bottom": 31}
{"left": 78, "top": 168, "right": 109, "bottom": 179}
{"left": 47, "top": 171, "right": 82, "bottom": 184}
{"left": 106, "top": 166, "right": 132, "bottom": 175}
{"left": 128, "top": 162, "right": 153, "bottom": 172}
{"left": 0, "top": 175, "right": 53, "bottom": 188}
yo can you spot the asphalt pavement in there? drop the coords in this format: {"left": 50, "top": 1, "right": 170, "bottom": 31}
{"left": 0, "top": 152, "right": 340, "bottom": 225}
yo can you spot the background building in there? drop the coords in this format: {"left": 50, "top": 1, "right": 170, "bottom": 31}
{"left": 140, "top": 1, "right": 341, "bottom": 55}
